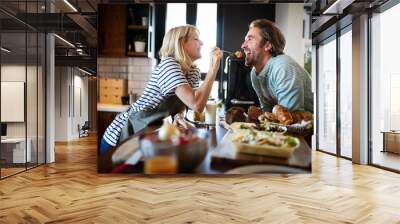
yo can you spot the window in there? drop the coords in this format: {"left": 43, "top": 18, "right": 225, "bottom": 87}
{"left": 370, "top": 3, "right": 400, "bottom": 171}
{"left": 317, "top": 37, "right": 337, "bottom": 154}
{"left": 164, "top": 3, "right": 218, "bottom": 99}
{"left": 195, "top": 3, "right": 217, "bottom": 74}
{"left": 165, "top": 4, "right": 187, "bottom": 33}
{"left": 339, "top": 29, "right": 352, "bottom": 158}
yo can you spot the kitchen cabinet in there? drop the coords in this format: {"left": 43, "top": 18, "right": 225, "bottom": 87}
{"left": 98, "top": 4, "right": 155, "bottom": 58}
{"left": 98, "top": 4, "right": 127, "bottom": 57}
{"left": 97, "top": 104, "right": 129, "bottom": 146}
{"left": 98, "top": 78, "right": 127, "bottom": 105}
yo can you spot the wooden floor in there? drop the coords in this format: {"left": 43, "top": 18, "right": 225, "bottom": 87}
{"left": 1, "top": 167, "right": 26, "bottom": 178}
{"left": 1, "top": 135, "right": 400, "bottom": 223}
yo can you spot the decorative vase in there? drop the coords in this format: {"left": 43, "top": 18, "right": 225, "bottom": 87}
{"left": 134, "top": 41, "right": 146, "bottom": 52}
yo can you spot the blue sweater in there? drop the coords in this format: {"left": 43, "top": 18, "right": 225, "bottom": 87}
{"left": 251, "top": 54, "right": 313, "bottom": 112}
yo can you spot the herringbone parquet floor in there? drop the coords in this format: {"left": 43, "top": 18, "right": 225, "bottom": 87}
{"left": 1, "top": 134, "right": 400, "bottom": 223}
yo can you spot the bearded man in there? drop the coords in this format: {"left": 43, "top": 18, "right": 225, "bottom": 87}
{"left": 241, "top": 19, "right": 313, "bottom": 113}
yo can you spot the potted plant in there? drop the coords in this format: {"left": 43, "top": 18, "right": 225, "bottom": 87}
{"left": 134, "top": 35, "right": 146, "bottom": 52}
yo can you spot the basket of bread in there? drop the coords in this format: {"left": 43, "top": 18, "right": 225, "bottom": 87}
{"left": 225, "top": 105, "right": 313, "bottom": 136}
{"left": 253, "top": 105, "right": 313, "bottom": 135}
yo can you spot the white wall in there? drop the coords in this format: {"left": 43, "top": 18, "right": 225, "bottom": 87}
{"left": 1, "top": 65, "right": 36, "bottom": 137}
{"left": 72, "top": 73, "right": 89, "bottom": 138}
{"left": 55, "top": 67, "right": 89, "bottom": 141}
{"left": 55, "top": 67, "right": 69, "bottom": 141}
{"left": 1, "top": 65, "right": 26, "bottom": 139}
{"left": 275, "top": 3, "right": 308, "bottom": 66}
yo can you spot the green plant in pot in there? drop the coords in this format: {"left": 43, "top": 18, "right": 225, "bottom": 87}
{"left": 134, "top": 35, "right": 146, "bottom": 52}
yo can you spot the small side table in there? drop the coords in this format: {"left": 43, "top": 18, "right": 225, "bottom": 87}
{"left": 381, "top": 131, "right": 400, "bottom": 154}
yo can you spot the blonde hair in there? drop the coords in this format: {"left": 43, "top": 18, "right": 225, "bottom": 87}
{"left": 159, "top": 25, "right": 199, "bottom": 73}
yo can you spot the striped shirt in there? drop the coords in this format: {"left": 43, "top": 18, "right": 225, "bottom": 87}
{"left": 103, "top": 57, "right": 200, "bottom": 146}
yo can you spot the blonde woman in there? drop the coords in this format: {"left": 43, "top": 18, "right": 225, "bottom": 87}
{"left": 100, "top": 25, "right": 222, "bottom": 154}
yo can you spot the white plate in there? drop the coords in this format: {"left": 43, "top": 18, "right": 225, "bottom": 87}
{"left": 225, "top": 165, "right": 307, "bottom": 174}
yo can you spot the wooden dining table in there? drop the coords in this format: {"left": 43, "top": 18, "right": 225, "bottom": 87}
{"left": 98, "top": 120, "right": 312, "bottom": 174}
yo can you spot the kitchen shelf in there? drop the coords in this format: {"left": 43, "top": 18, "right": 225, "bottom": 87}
{"left": 126, "top": 4, "right": 154, "bottom": 58}
{"left": 128, "top": 25, "right": 148, "bottom": 30}
{"left": 127, "top": 51, "right": 147, "bottom": 57}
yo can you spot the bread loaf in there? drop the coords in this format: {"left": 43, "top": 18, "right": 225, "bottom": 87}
{"left": 247, "top": 106, "right": 264, "bottom": 122}
{"left": 258, "top": 112, "right": 279, "bottom": 123}
{"left": 291, "top": 111, "right": 313, "bottom": 123}
{"left": 225, "top": 107, "right": 246, "bottom": 124}
{"left": 272, "top": 105, "right": 293, "bottom": 125}
{"left": 291, "top": 112, "right": 303, "bottom": 124}
{"left": 301, "top": 111, "right": 314, "bottom": 121}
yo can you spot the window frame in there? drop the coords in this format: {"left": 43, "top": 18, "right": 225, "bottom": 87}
{"left": 164, "top": 3, "right": 219, "bottom": 78}
{"left": 368, "top": 0, "right": 400, "bottom": 173}
{"left": 314, "top": 22, "right": 353, "bottom": 161}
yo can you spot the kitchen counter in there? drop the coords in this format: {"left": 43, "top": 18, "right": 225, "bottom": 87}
{"left": 97, "top": 104, "right": 130, "bottom": 143}
{"left": 97, "top": 103, "right": 129, "bottom": 113}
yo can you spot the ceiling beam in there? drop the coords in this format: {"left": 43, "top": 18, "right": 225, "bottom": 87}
{"left": 55, "top": 55, "right": 97, "bottom": 72}
{"left": 67, "top": 13, "right": 97, "bottom": 41}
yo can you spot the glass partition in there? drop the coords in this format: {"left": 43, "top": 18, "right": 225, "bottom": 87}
{"left": 0, "top": 9, "right": 28, "bottom": 177}
{"left": 0, "top": 1, "right": 46, "bottom": 179}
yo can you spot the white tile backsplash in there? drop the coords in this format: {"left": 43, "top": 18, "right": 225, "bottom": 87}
{"left": 128, "top": 66, "right": 141, "bottom": 73}
{"left": 98, "top": 65, "right": 112, "bottom": 73}
{"left": 105, "top": 58, "right": 120, "bottom": 65}
{"left": 139, "top": 66, "right": 152, "bottom": 73}
{"left": 112, "top": 65, "right": 127, "bottom": 73}
{"left": 97, "top": 57, "right": 105, "bottom": 64}
{"left": 98, "top": 57, "right": 156, "bottom": 95}
{"left": 119, "top": 58, "right": 129, "bottom": 66}
{"left": 133, "top": 74, "right": 149, "bottom": 81}
{"left": 133, "top": 58, "right": 149, "bottom": 66}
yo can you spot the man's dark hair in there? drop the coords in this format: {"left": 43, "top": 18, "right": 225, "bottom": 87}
{"left": 250, "top": 19, "right": 286, "bottom": 56}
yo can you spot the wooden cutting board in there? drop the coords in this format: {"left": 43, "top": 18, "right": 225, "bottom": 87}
{"left": 210, "top": 129, "right": 311, "bottom": 170}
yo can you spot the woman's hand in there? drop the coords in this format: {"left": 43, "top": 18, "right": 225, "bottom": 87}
{"left": 174, "top": 47, "right": 222, "bottom": 113}
{"left": 209, "top": 47, "right": 223, "bottom": 72}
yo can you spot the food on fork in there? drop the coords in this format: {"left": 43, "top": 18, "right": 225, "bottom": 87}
{"left": 234, "top": 51, "right": 243, "bottom": 59}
